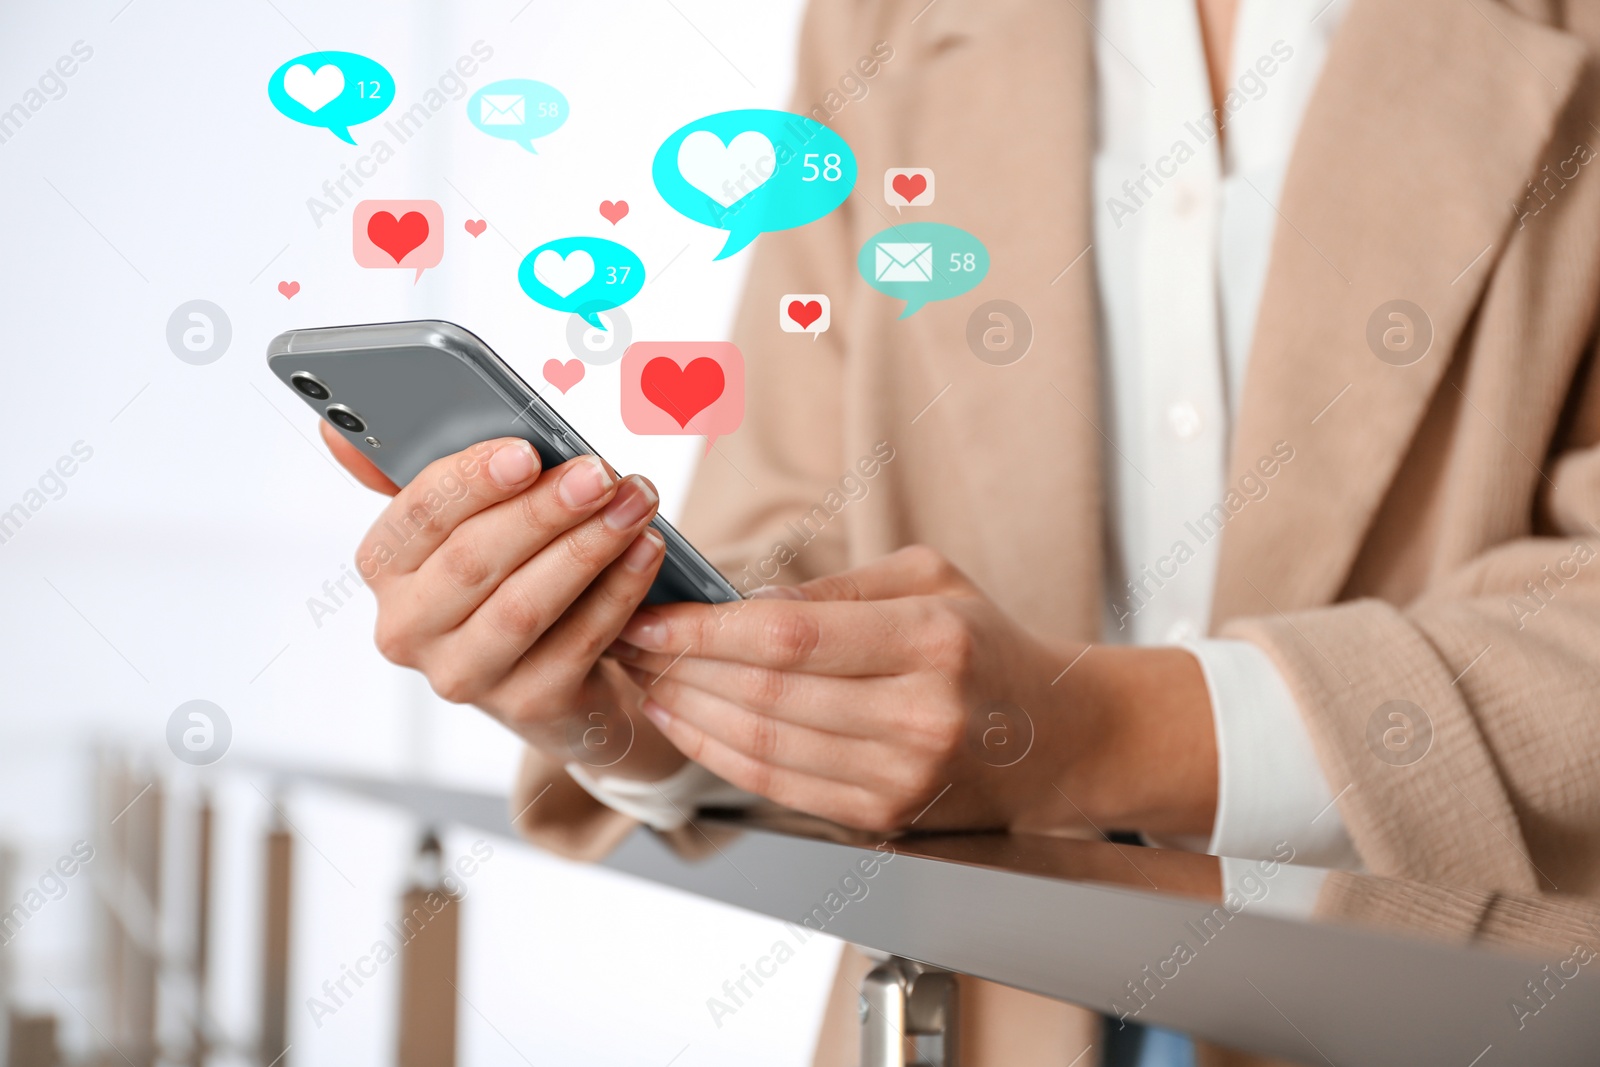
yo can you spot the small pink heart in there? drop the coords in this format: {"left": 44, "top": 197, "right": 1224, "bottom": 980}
{"left": 599, "top": 200, "right": 629, "bottom": 225}
{"left": 278, "top": 280, "right": 300, "bottom": 299}
{"left": 543, "top": 358, "right": 585, "bottom": 394}
{"left": 464, "top": 219, "right": 487, "bottom": 237}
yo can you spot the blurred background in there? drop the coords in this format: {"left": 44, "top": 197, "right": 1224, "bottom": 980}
{"left": 0, "top": 1, "right": 845, "bottom": 1063}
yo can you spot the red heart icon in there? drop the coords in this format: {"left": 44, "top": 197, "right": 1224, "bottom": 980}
{"left": 543, "top": 358, "right": 585, "bottom": 394}
{"left": 367, "top": 211, "right": 430, "bottom": 263}
{"left": 599, "top": 200, "right": 629, "bottom": 225}
{"left": 641, "top": 356, "right": 725, "bottom": 428}
{"left": 278, "top": 280, "right": 300, "bottom": 299}
{"left": 787, "top": 300, "right": 822, "bottom": 329}
{"left": 891, "top": 173, "right": 927, "bottom": 203}
{"left": 464, "top": 219, "right": 487, "bottom": 237}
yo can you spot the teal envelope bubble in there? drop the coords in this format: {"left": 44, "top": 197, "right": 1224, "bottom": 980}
{"left": 268, "top": 51, "right": 393, "bottom": 145}
{"left": 858, "top": 222, "right": 990, "bottom": 319}
{"left": 467, "top": 79, "right": 568, "bottom": 153}
{"left": 517, "top": 237, "right": 644, "bottom": 330}
{"left": 653, "top": 109, "right": 857, "bottom": 260}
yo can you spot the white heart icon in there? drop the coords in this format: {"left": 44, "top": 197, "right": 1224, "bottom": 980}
{"left": 677, "top": 130, "right": 777, "bottom": 208}
{"left": 283, "top": 63, "right": 346, "bottom": 113}
{"left": 533, "top": 250, "right": 595, "bottom": 298}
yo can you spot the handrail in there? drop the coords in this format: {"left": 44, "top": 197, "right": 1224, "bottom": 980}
{"left": 268, "top": 765, "right": 1600, "bottom": 1066}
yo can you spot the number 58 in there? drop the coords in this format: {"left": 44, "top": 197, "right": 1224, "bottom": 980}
{"left": 801, "top": 153, "right": 843, "bottom": 182}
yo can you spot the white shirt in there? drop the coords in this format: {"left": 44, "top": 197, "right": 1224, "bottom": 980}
{"left": 574, "top": 0, "right": 1360, "bottom": 872}
{"left": 1094, "top": 0, "right": 1356, "bottom": 868}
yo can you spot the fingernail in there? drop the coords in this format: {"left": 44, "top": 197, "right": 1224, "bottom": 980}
{"left": 603, "top": 477, "right": 658, "bottom": 531}
{"left": 621, "top": 612, "right": 667, "bottom": 651}
{"left": 641, "top": 698, "right": 672, "bottom": 730}
{"left": 488, "top": 440, "right": 537, "bottom": 488}
{"left": 622, "top": 530, "right": 663, "bottom": 572}
{"left": 558, "top": 455, "right": 614, "bottom": 508}
{"left": 750, "top": 584, "right": 805, "bottom": 600}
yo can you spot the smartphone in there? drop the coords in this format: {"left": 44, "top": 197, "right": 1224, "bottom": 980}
{"left": 267, "top": 320, "right": 741, "bottom": 605}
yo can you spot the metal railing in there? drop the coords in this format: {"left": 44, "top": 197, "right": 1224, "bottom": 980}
{"left": 17, "top": 757, "right": 1599, "bottom": 1066}
{"left": 275, "top": 765, "right": 1600, "bottom": 1067}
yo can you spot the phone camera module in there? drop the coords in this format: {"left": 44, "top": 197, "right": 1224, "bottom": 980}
{"left": 325, "top": 405, "right": 367, "bottom": 434}
{"left": 290, "top": 372, "right": 331, "bottom": 401}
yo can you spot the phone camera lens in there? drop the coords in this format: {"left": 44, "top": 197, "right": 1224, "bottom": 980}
{"left": 325, "top": 405, "right": 366, "bottom": 433}
{"left": 290, "top": 372, "right": 331, "bottom": 401}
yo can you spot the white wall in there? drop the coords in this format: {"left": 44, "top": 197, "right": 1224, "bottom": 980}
{"left": 0, "top": 1, "right": 844, "bottom": 1063}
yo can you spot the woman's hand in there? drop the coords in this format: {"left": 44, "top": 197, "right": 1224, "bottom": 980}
{"left": 323, "top": 424, "right": 688, "bottom": 778}
{"left": 612, "top": 545, "right": 1217, "bottom": 835}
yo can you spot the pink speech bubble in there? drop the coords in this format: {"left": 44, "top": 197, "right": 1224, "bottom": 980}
{"left": 352, "top": 199, "right": 444, "bottom": 283}
{"left": 621, "top": 342, "right": 744, "bottom": 452}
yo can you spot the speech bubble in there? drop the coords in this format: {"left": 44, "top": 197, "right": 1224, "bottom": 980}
{"left": 268, "top": 51, "right": 393, "bottom": 145}
{"left": 652, "top": 109, "right": 857, "bottom": 260}
{"left": 517, "top": 237, "right": 644, "bottom": 329}
{"left": 779, "top": 293, "right": 830, "bottom": 340}
{"left": 352, "top": 199, "right": 444, "bottom": 283}
{"left": 621, "top": 342, "right": 745, "bottom": 452}
{"left": 467, "top": 79, "right": 568, "bottom": 153}
{"left": 858, "top": 222, "right": 990, "bottom": 319}
{"left": 884, "top": 167, "right": 936, "bottom": 210}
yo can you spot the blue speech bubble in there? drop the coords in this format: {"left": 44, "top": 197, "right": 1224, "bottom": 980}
{"left": 653, "top": 109, "right": 857, "bottom": 260}
{"left": 268, "top": 51, "right": 393, "bottom": 145}
{"left": 518, "top": 237, "right": 644, "bottom": 330}
{"left": 857, "top": 222, "right": 990, "bottom": 319}
{"left": 467, "top": 79, "right": 568, "bottom": 153}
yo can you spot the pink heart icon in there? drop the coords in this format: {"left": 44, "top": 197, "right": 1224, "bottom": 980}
{"left": 599, "top": 200, "right": 629, "bottom": 225}
{"left": 278, "top": 280, "right": 300, "bottom": 299}
{"left": 543, "top": 358, "right": 585, "bottom": 394}
{"left": 464, "top": 219, "right": 487, "bottom": 237}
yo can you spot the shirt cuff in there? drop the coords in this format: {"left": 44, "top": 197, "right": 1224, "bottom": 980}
{"left": 1183, "top": 638, "right": 1361, "bottom": 870}
{"left": 564, "top": 760, "right": 761, "bottom": 832}
{"left": 1218, "top": 855, "right": 1328, "bottom": 919}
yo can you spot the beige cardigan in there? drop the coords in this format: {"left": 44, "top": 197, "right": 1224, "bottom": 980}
{"left": 511, "top": 0, "right": 1600, "bottom": 1061}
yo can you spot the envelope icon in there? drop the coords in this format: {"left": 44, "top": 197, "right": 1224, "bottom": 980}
{"left": 479, "top": 94, "right": 525, "bottom": 126}
{"left": 875, "top": 242, "right": 934, "bottom": 283}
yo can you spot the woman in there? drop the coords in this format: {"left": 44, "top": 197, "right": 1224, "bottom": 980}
{"left": 327, "top": 0, "right": 1600, "bottom": 1061}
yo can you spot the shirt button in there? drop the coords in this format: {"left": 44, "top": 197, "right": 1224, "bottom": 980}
{"left": 1165, "top": 619, "right": 1199, "bottom": 643}
{"left": 1166, "top": 400, "right": 1202, "bottom": 440}
{"left": 1173, "top": 183, "right": 1199, "bottom": 216}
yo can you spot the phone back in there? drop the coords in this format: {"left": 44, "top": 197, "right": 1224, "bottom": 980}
{"left": 267, "top": 320, "right": 739, "bottom": 605}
